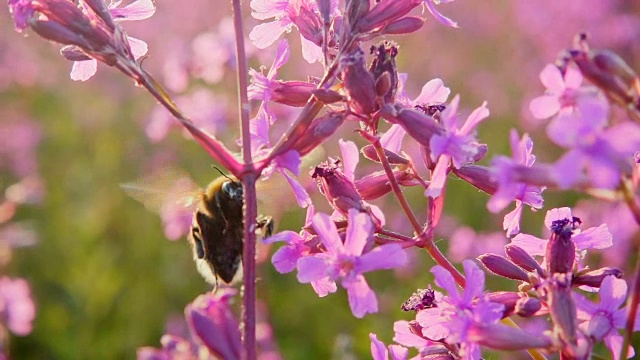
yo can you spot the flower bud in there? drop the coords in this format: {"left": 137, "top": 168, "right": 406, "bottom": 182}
{"left": 341, "top": 48, "right": 378, "bottom": 116}
{"left": 591, "top": 49, "right": 638, "bottom": 86}
{"left": 452, "top": 165, "right": 497, "bottom": 195}
{"left": 478, "top": 254, "right": 529, "bottom": 282}
{"left": 60, "top": 45, "right": 92, "bottom": 61}
{"left": 185, "top": 291, "right": 241, "bottom": 360}
{"left": 269, "top": 81, "right": 316, "bottom": 107}
{"left": 361, "top": 145, "right": 409, "bottom": 165}
{"left": 546, "top": 217, "right": 579, "bottom": 274}
{"left": 312, "top": 159, "right": 366, "bottom": 215}
{"left": 357, "top": 0, "right": 422, "bottom": 33}
{"left": 570, "top": 49, "right": 635, "bottom": 108}
{"left": 380, "top": 104, "right": 444, "bottom": 147}
{"left": 355, "top": 169, "right": 416, "bottom": 200}
{"left": 292, "top": 2, "right": 323, "bottom": 46}
{"left": 369, "top": 42, "right": 399, "bottom": 104}
{"left": 505, "top": 244, "right": 545, "bottom": 277}
{"left": 290, "top": 112, "right": 346, "bottom": 156}
{"left": 313, "top": 88, "right": 344, "bottom": 104}
{"left": 546, "top": 273, "right": 577, "bottom": 346}
{"left": 470, "top": 323, "right": 553, "bottom": 350}
{"left": 345, "top": 0, "right": 370, "bottom": 32}
{"left": 487, "top": 291, "right": 520, "bottom": 317}
{"left": 381, "top": 16, "right": 425, "bottom": 35}
{"left": 515, "top": 297, "right": 541, "bottom": 317}
{"left": 573, "top": 267, "right": 623, "bottom": 288}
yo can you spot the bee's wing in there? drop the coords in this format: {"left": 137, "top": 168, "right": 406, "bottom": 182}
{"left": 120, "top": 169, "right": 201, "bottom": 214}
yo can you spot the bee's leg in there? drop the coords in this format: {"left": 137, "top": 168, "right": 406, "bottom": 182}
{"left": 256, "top": 216, "right": 274, "bottom": 238}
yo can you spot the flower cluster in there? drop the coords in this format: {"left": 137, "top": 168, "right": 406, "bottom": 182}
{"left": 7, "top": 0, "right": 640, "bottom": 359}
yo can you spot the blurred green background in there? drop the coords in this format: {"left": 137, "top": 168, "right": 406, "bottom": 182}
{"left": 2, "top": 0, "right": 640, "bottom": 359}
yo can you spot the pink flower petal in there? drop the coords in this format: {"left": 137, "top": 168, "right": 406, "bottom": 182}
{"left": 249, "top": 20, "right": 290, "bottom": 49}
{"left": 539, "top": 64, "right": 565, "bottom": 94}
{"left": 70, "top": 59, "right": 98, "bottom": 81}
{"left": 346, "top": 274, "right": 378, "bottom": 318}
{"left": 127, "top": 36, "right": 148, "bottom": 59}
{"left": 344, "top": 209, "right": 372, "bottom": 256}
{"left": 573, "top": 224, "right": 613, "bottom": 250}
{"left": 357, "top": 244, "right": 407, "bottom": 273}
{"left": 296, "top": 256, "right": 328, "bottom": 283}
{"left": 529, "top": 95, "right": 561, "bottom": 119}
{"left": 510, "top": 233, "right": 546, "bottom": 256}
{"left": 312, "top": 212, "right": 344, "bottom": 255}
{"left": 412, "top": 78, "right": 450, "bottom": 105}
{"left": 111, "top": 0, "right": 155, "bottom": 21}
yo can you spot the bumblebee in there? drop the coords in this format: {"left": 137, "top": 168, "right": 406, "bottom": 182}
{"left": 191, "top": 177, "right": 273, "bottom": 285}
{"left": 122, "top": 173, "right": 273, "bottom": 287}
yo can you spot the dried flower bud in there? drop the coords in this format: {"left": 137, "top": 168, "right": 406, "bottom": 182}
{"left": 546, "top": 216, "right": 579, "bottom": 274}
{"left": 573, "top": 267, "right": 623, "bottom": 288}
{"left": 505, "top": 244, "right": 545, "bottom": 277}
{"left": 361, "top": 145, "right": 409, "bottom": 165}
{"left": 452, "top": 165, "right": 498, "bottom": 195}
{"left": 312, "top": 159, "right": 366, "bottom": 215}
{"left": 369, "top": 42, "right": 399, "bottom": 104}
{"left": 515, "top": 297, "right": 541, "bottom": 317}
{"left": 401, "top": 287, "right": 436, "bottom": 312}
{"left": 478, "top": 254, "right": 530, "bottom": 282}
{"left": 341, "top": 48, "right": 378, "bottom": 116}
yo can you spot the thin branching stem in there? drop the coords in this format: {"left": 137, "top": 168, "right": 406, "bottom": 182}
{"left": 620, "top": 179, "right": 640, "bottom": 360}
{"left": 229, "top": 0, "right": 259, "bottom": 358}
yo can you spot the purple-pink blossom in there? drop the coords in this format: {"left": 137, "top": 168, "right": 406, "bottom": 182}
{"left": 488, "top": 129, "right": 545, "bottom": 237}
{"left": 575, "top": 276, "right": 639, "bottom": 360}
{"left": 73, "top": 0, "right": 156, "bottom": 81}
{"left": 416, "top": 260, "right": 504, "bottom": 359}
{"left": 296, "top": 209, "right": 407, "bottom": 318}
{"left": 511, "top": 207, "right": 612, "bottom": 266}
{"left": 0, "top": 276, "right": 36, "bottom": 336}
{"left": 426, "top": 95, "right": 489, "bottom": 198}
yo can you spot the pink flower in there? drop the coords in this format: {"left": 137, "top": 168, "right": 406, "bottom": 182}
{"left": 0, "top": 276, "right": 36, "bottom": 336}
{"left": 71, "top": 0, "right": 156, "bottom": 81}
{"left": 249, "top": 0, "right": 328, "bottom": 63}
{"left": 296, "top": 209, "right": 407, "bottom": 318}
{"left": 511, "top": 207, "right": 612, "bottom": 266}
{"left": 529, "top": 64, "right": 585, "bottom": 120}
{"left": 426, "top": 95, "right": 489, "bottom": 198}
{"left": 488, "top": 130, "right": 545, "bottom": 236}
{"left": 575, "top": 276, "right": 639, "bottom": 360}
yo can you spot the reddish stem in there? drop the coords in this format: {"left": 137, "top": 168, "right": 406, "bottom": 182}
{"left": 229, "top": 0, "right": 260, "bottom": 358}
